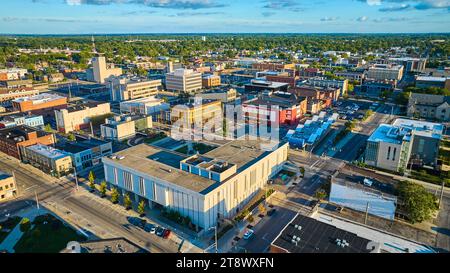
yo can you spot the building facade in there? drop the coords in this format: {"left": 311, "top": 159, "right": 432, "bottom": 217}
{"left": 55, "top": 103, "right": 111, "bottom": 133}
{"left": 12, "top": 93, "right": 67, "bottom": 113}
{"left": 103, "top": 139, "right": 289, "bottom": 230}
{"left": 0, "top": 125, "right": 55, "bottom": 160}
{"left": 202, "top": 75, "right": 221, "bottom": 88}
{"left": 166, "top": 69, "right": 202, "bottom": 93}
{"left": 22, "top": 144, "right": 73, "bottom": 177}
{"left": 108, "top": 77, "right": 162, "bottom": 102}
{"left": 0, "top": 172, "right": 17, "bottom": 202}
{"left": 0, "top": 88, "right": 40, "bottom": 105}
{"left": 366, "top": 64, "right": 404, "bottom": 81}
{"left": 407, "top": 93, "right": 450, "bottom": 121}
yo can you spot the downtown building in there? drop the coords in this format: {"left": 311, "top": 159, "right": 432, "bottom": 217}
{"left": 364, "top": 118, "right": 443, "bottom": 172}
{"left": 55, "top": 102, "right": 111, "bottom": 133}
{"left": 108, "top": 76, "right": 162, "bottom": 102}
{"left": 103, "top": 139, "right": 288, "bottom": 230}
{"left": 165, "top": 68, "right": 202, "bottom": 93}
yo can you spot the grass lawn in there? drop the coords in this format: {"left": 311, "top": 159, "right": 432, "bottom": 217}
{"left": 175, "top": 143, "right": 216, "bottom": 155}
{"left": 14, "top": 214, "right": 86, "bottom": 253}
{"left": 144, "top": 133, "right": 166, "bottom": 144}
{"left": 0, "top": 216, "right": 22, "bottom": 244}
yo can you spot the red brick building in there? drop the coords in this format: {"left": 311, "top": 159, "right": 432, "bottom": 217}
{"left": 0, "top": 125, "right": 55, "bottom": 160}
{"left": 292, "top": 85, "right": 340, "bottom": 114}
{"left": 242, "top": 91, "right": 307, "bottom": 125}
{"left": 265, "top": 75, "right": 299, "bottom": 88}
{"left": 11, "top": 93, "right": 67, "bottom": 113}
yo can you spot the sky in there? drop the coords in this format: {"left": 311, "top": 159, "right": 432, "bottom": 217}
{"left": 0, "top": 0, "right": 449, "bottom": 34}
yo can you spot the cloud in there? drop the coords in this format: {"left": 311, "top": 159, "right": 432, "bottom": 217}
{"left": 359, "top": 0, "right": 450, "bottom": 11}
{"left": 379, "top": 4, "right": 411, "bottom": 12}
{"left": 1, "top": 16, "right": 99, "bottom": 23}
{"left": 262, "top": 0, "right": 304, "bottom": 11}
{"left": 373, "top": 16, "right": 411, "bottom": 22}
{"left": 174, "top": 11, "right": 224, "bottom": 16}
{"left": 63, "top": 0, "right": 227, "bottom": 9}
{"left": 356, "top": 16, "right": 368, "bottom": 22}
{"left": 320, "top": 16, "right": 339, "bottom": 22}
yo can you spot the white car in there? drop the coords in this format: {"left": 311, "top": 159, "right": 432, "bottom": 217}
{"left": 243, "top": 229, "right": 254, "bottom": 240}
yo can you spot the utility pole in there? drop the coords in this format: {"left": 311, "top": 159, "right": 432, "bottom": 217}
{"left": 438, "top": 179, "right": 445, "bottom": 209}
{"left": 35, "top": 190, "right": 40, "bottom": 212}
{"left": 74, "top": 167, "right": 79, "bottom": 191}
{"left": 90, "top": 121, "right": 94, "bottom": 136}
{"left": 364, "top": 202, "right": 369, "bottom": 225}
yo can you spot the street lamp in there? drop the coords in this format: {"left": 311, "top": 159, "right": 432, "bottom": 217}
{"left": 73, "top": 167, "right": 79, "bottom": 191}
{"left": 208, "top": 226, "right": 218, "bottom": 253}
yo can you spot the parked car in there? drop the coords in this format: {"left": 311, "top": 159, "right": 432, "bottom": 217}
{"left": 156, "top": 227, "right": 165, "bottom": 237}
{"left": 163, "top": 229, "right": 171, "bottom": 239}
{"left": 267, "top": 209, "right": 276, "bottom": 216}
{"left": 143, "top": 223, "right": 154, "bottom": 233}
{"left": 243, "top": 229, "right": 254, "bottom": 240}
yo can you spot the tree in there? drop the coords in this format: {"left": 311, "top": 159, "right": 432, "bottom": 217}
{"left": 137, "top": 200, "right": 146, "bottom": 216}
{"left": 99, "top": 181, "right": 107, "bottom": 197}
{"left": 44, "top": 124, "right": 53, "bottom": 132}
{"left": 110, "top": 187, "right": 119, "bottom": 204}
{"left": 88, "top": 171, "right": 95, "bottom": 192}
{"left": 258, "top": 203, "right": 266, "bottom": 215}
{"left": 314, "top": 189, "right": 327, "bottom": 201}
{"left": 299, "top": 167, "right": 305, "bottom": 177}
{"left": 397, "top": 181, "right": 438, "bottom": 223}
{"left": 20, "top": 218, "right": 31, "bottom": 232}
{"left": 124, "top": 193, "right": 132, "bottom": 210}
{"left": 67, "top": 134, "right": 76, "bottom": 142}
{"left": 247, "top": 214, "right": 254, "bottom": 223}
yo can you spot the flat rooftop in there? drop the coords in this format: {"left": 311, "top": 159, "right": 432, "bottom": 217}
{"left": 61, "top": 238, "right": 147, "bottom": 253}
{"left": 106, "top": 138, "right": 284, "bottom": 193}
{"left": 416, "top": 76, "right": 448, "bottom": 82}
{"left": 26, "top": 144, "right": 70, "bottom": 159}
{"left": 272, "top": 214, "right": 373, "bottom": 253}
{"left": 12, "top": 93, "right": 66, "bottom": 103}
{"left": 0, "top": 171, "right": 12, "bottom": 180}
{"left": 367, "top": 124, "right": 410, "bottom": 145}
{"left": 0, "top": 125, "right": 49, "bottom": 143}
{"left": 105, "top": 144, "right": 215, "bottom": 193}
{"left": 392, "top": 118, "right": 443, "bottom": 140}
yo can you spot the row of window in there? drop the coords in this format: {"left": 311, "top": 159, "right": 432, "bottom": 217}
{"left": 0, "top": 183, "right": 15, "bottom": 191}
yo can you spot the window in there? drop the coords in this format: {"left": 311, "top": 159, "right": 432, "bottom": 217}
{"left": 387, "top": 146, "right": 391, "bottom": 160}
{"left": 392, "top": 148, "right": 397, "bottom": 161}
{"left": 114, "top": 168, "right": 118, "bottom": 185}
{"left": 418, "top": 139, "right": 425, "bottom": 154}
{"left": 123, "top": 171, "right": 133, "bottom": 191}
{"left": 138, "top": 177, "right": 145, "bottom": 196}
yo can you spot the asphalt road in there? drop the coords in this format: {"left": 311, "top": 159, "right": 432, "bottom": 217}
{"left": 0, "top": 155, "right": 178, "bottom": 253}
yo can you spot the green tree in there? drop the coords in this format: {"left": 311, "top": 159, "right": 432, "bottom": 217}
{"left": 99, "top": 181, "right": 107, "bottom": 197}
{"left": 20, "top": 218, "right": 31, "bottom": 233}
{"left": 110, "top": 187, "right": 119, "bottom": 204}
{"left": 299, "top": 167, "right": 305, "bottom": 177}
{"left": 88, "top": 171, "right": 95, "bottom": 188}
{"left": 124, "top": 193, "right": 132, "bottom": 210}
{"left": 247, "top": 214, "right": 254, "bottom": 223}
{"left": 137, "top": 200, "right": 146, "bottom": 216}
{"left": 397, "top": 181, "right": 438, "bottom": 223}
{"left": 314, "top": 189, "right": 327, "bottom": 201}
{"left": 258, "top": 203, "right": 266, "bottom": 215}
{"left": 44, "top": 124, "right": 53, "bottom": 132}
{"left": 67, "top": 134, "right": 76, "bottom": 142}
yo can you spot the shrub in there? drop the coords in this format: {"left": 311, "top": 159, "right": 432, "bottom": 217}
{"left": 20, "top": 218, "right": 31, "bottom": 233}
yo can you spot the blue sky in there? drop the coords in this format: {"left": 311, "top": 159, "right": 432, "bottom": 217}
{"left": 0, "top": 0, "right": 449, "bottom": 34}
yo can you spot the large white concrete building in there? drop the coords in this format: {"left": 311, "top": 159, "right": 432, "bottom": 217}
{"left": 103, "top": 139, "right": 288, "bottom": 230}
{"left": 108, "top": 77, "right": 162, "bottom": 102}
{"left": 165, "top": 68, "right": 202, "bottom": 93}
{"left": 90, "top": 56, "right": 123, "bottom": 84}
{"left": 366, "top": 64, "right": 404, "bottom": 81}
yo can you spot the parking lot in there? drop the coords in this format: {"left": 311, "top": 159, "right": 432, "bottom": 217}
{"left": 333, "top": 99, "right": 377, "bottom": 122}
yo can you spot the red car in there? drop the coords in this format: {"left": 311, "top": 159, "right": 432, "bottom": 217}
{"left": 163, "top": 229, "right": 171, "bottom": 239}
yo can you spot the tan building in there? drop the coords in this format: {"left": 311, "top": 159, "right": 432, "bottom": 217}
{"left": 195, "top": 88, "right": 237, "bottom": 103}
{"left": 170, "top": 99, "right": 222, "bottom": 130}
{"left": 166, "top": 68, "right": 202, "bottom": 93}
{"left": 100, "top": 115, "right": 152, "bottom": 141}
{"left": 0, "top": 68, "right": 28, "bottom": 81}
{"left": 22, "top": 144, "right": 73, "bottom": 177}
{"left": 103, "top": 138, "right": 289, "bottom": 230}
{"left": 202, "top": 74, "right": 221, "bottom": 88}
{"left": 0, "top": 88, "right": 40, "bottom": 104}
{"left": 108, "top": 77, "right": 162, "bottom": 102}
{"left": 367, "top": 64, "right": 404, "bottom": 81}
{"left": 89, "top": 56, "right": 123, "bottom": 84}
{"left": 252, "top": 62, "right": 295, "bottom": 71}
{"left": 55, "top": 102, "right": 111, "bottom": 133}
{"left": 0, "top": 172, "right": 17, "bottom": 202}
